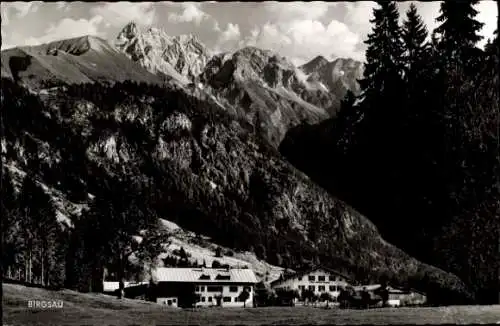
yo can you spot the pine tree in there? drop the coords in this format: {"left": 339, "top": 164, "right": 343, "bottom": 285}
{"left": 434, "top": 0, "right": 485, "bottom": 66}
{"left": 402, "top": 3, "right": 429, "bottom": 86}
{"left": 359, "top": 1, "right": 405, "bottom": 99}
{"left": 1, "top": 169, "right": 22, "bottom": 279}
{"left": 18, "top": 175, "right": 60, "bottom": 285}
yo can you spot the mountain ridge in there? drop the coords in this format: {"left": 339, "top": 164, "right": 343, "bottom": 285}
{"left": 0, "top": 35, "right": 164, "bottom": 89}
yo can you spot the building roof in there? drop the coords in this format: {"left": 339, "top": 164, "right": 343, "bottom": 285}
{"left": 152, "top": 268, "right": 258, "bottom": 284}
{"left": 270, "top": 265, "right": 354, "bottom": 286}
{"left": 353, "top": 284, "right": 382, "bottom": 292}
{"left": 353, "top": 284, "right": 426, "bottom": 295}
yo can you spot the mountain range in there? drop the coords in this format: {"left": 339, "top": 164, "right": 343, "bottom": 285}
{"left": 1, "top": 22, "right": 474, "bottom": 303}
{"left": 1, "top": 22, "right": 364, "bottom": 147}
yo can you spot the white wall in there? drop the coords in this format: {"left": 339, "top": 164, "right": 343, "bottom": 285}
{"left": 103, "top": 281, "right": 148, "bottom": 292}
{"left": 157, "top": 297, "right": 179, "bottom": 308}
{"left": 273, "top": 269, "right": 351, "bottom": 300}
{"left": 195, "top": 284, "right": 254, "bottom": 308}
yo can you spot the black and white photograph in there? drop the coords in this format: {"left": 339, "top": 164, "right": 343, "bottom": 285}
{"left": 1, "top": 1, "right": 499, "bottom": 325}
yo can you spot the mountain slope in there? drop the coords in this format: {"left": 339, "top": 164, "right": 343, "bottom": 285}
{"left": 1, "top": 77, "right": 474, "bottom": 304}
{"left": 0, "top": 35, "right": 164, "bottom": 90}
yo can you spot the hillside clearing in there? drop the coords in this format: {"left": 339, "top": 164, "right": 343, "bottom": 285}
{"left": 3, "top": 284, "right": 500, "bottom": 325}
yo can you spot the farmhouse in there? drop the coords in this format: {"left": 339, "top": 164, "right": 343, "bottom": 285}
{"left": 151, "top": 267, "right": 258, "bottom": 308}
{"left": 271, "top": 266, "right": 353, "bottom": 301}
{"left": 386, "top": 286, "right": 427, "bottom": 306}
{"left": 353, "top": 284, "right": 427, "bottom": 307}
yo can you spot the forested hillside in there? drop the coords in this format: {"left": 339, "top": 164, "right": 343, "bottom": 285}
{"left": 280, "top": 1, "right": 500, "bottom": 304}
{"left": 1, "top": 76, "right": 473, "bottom": 304}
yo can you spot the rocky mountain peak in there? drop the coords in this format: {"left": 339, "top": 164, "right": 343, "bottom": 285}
{"left": 118, "top": 21, "right": 140, "bottom": 40}
{"left": 300, "top": 55, "right": 364, "bottom": 97}
{"left": 301, "top": 55, "right": 329, "bottom": 73}
{"left": 114, "top": 23, "right": 211, "bottom": 84}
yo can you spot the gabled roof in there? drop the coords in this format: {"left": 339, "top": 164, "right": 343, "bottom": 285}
{"left": 152, "top": 268, "right": 258, "bottom": 284}
{"left": 271, "top": 265, "right": 354, "bottom": 286}
{"left": 353, "top": 284, "right": 382, "bottom": 292}
{"left": 354, "top": 284, "right": 427, "bottom": 296}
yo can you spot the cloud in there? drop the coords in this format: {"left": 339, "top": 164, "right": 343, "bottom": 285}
{"left": 213, "top": 23, "right": 241, "bottom": 53}
{"left": 343, "top": 2, "right": 377, "bottom": 41}
{"left": 90, "top": 2, "right": 155, "bottom": 27}
{"left": 55, "top": 2, "right": 70, "bottom": 12}
{"left": 167, "top": 2, "right": 208, "bottom": 25}
{"left": 263, "top": 1, "right": 337, "bottom": 20}
{"left": 20, "top": 15, "right": 104, "bottom": 46}
{"left": 1, "top": 1, "right": 42, "bottom": 26}
{"left": 219, "top": 23, "right": 240, "bottom": 43}
{"left": 212, "top": 20, "right": 221, "bottom": 32}
{"left": 1, "top": 6, "right": 9, "bottom": 26}
{"left": 1, "top": 28, "right": 14, "bottom": 50}
{"left": 238, "top": 18, "right": 362, "bottom": 64}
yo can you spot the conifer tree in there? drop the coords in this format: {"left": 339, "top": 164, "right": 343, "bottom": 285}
{"left": 359, "top": 1, "right": 405, "bottom": 99}
{"left": 402, "top": 3, "right": 429, "bottom": 86}
{"left": 1, "top": 169, "right": 22, "bottom": 279}
{"left": 434, "top": 0, "right": 485, "bottom": 66}
{"left": 18, "top": 175, "right": 60, "bottom": 285}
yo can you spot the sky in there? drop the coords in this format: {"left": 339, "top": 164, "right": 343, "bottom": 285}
{"left": 1, "top": 1, "right": 498, "bottom": 65}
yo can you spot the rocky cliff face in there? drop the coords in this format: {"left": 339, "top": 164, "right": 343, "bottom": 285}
{"left": 115, "top": 22, "right": 211, "bottom": 85}
{"left": 1, "top": 78, "right": 474, "bottom": 303}
{"left": 198, "top": 47, "right": 334, "bottom": 147}
{"left": 300, "top": 56, "right": 364, "bottom": 101}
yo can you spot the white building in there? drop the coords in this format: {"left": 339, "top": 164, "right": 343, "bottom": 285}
{"left": 271, "top": 266, "right": 353, "bottom": 301}
{"left": 353, "top": 284, "right": 427, "bottom": 307}
{"left": 152, "top": 267, "right": 258, "bottom": 308}
{"left": 103, "top": 281, "right": 148, "bottom": 293}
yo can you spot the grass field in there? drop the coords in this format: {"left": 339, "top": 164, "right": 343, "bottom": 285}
{"left": 3, "top": 284, "right": 500, "bottom": 325}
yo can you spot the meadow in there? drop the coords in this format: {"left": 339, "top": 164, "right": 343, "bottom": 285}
{"left": 3, "top": 284, "right": 500, "bottom": 325}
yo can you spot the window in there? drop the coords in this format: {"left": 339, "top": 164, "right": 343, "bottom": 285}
{"left": 173, "top": 298, "right": 177, "bottom": 303}
{"left": 207, "top": 286, "right": 223, "bottom": 292}
{"left": 308, "top": 285, "right": 315, "bottom": 291}
{"left": 201, "top": 297, "right": 206, "bottom": 302}
{"left": 230, "top": 286, "right": 238, "bottom": 292}
{"left": 199, "top": 274, "right": 210, "bottom": 280}
{"left": 318, "top": 276, "right": 326, "bottom": 282}
{"left": 223, "top": 297, "right": 231, "bottom": 302}
{"left": 308, "top": 275, "right": 315, "bottom": 282}
{"left": 244, "top": 286, "right": 252, "bottom": 293}
{"left": 329, "top": 276, "right": 335, "bottom": 282}
{"left": 208, "top": 297, "right": 213, "bottom": 302}
{"left": 195, "top": 286, "right": 200, "bottom": 292}
{"left": 298, "top": 285, "right": 305, "bottom": 291}
{"left": 329, "top": 285, "right": 337, "bottom": 292}
{"left": 318, "top": 286, "right": 326, "bottom": 292}
{"left": 215, "top": 274, "right": 231, "bottom": 280}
